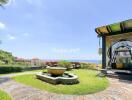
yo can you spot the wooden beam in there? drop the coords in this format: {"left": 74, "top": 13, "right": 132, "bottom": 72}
{"left": 102, "top": 36, "right": 106, "bottom": 69}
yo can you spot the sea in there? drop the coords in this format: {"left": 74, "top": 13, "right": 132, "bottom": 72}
{"left": 67, "top": 60, "right": 101, "bottom": 64}
{"left": 43, "top": 59, "right": 101, "bottom": 64}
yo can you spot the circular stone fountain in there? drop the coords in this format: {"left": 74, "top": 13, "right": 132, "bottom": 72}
{"left": 36, "top": 67, "right": 79, "bottom": 85}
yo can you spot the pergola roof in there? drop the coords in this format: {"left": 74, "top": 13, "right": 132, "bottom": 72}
{"left": 95, "top": 19, "right": 132, "bottom": 37}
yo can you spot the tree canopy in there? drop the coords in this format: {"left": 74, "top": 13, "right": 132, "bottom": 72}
{"left": 0, "top": 0, "right": 8, "bottom": 7}
{"left": 0, "top": 50, "right": 14, "bottom": 64}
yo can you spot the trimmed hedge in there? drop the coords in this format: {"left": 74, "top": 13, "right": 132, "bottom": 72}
{"left": 22, "top": 66, "right": 42, "bottom": 71}
{"left": 0, "top": 65, "right": 42, "bottom": 74}
{"left": 0, "top": 67, "right": 22, "bottom": 74}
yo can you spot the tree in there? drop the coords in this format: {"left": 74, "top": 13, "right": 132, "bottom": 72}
{"left": 0, "top": 0, "right": 8, "bottom": 6}
{"left": 0, "top": 50, "right": 14, "bottom": 64}
{"left": 0, "top": 0, "right": 8, "bottom": 8}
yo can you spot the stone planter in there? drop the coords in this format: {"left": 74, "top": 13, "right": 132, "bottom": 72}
{"left": 47, "top": 67, "right": 66, "bottom": 76}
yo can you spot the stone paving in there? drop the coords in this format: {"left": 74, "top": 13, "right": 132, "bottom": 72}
{"left": 0, "top": 73, "right": 132, "bottom": 100}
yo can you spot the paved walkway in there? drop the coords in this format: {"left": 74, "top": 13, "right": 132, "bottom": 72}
{"left": 0, "top": 73, "right": 132, "bottom": 100}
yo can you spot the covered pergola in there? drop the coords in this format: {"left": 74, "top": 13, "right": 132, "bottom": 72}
{"left": 95, "top": 19, "right": 132, "bottom": 70}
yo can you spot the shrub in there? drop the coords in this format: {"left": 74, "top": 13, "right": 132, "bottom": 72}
{"left": 71, "top": 62, "right": 81, "bottom": 69}
{"left": 0, "top": 65, "right": 42, "bottom": 74}
{"left": 22, "top": 66, "right": 42, "bottom": 71}
{"left": 0, "top": 50, "right": 14, "bottom": 64}
{"left": 0, "top": 66, "right": 22, "bottom": 74}
{"left": 80, "top": 63, "right": 101, "bottom": 70}
{"left": 45, "top": 62, "right": 58, "bottom": 67}
{"left": 58, "top": 60, "right": 72, "bottom": 70}
{"left": 0, "top": 64, "right": 30, "bottom": 68}
{"left": 80, "top": 63, "right": 90, "bottom": 69}
{"left": 0, "top": 66, "right": 42, "bottom": 74}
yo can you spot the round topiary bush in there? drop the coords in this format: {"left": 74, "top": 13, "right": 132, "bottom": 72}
{"left": 58, "top": 60, "right": 72, "bottom": 70}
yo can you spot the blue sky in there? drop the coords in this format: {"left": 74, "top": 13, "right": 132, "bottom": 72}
{"left": 0, "top": 0, "right": 131, "bottom": 60}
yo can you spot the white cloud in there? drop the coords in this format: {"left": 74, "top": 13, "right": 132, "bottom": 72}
{"left": 23, "top": 33, "right": 29, "bottom": 37}
{"left": 6, "top": 0, "right": 16, "bottom": 7}
{"left": 52, "top": 48, "right": 80, "bottom": 53}
{"left": 26, "top": 0, "right": 43, "bottom": 7}
{"left": 0, "top": 22, "right": 5, "bottom": 29}
{"left": 50, "top": 48, "right": 101, "bottom": 60}
{"left": 58, "top": 54, "right": 101, "bottom": 60}
{"left": 25, "top": 13, "right": 32, "bottom": 19}
{"left": 7, "top": 34, "right": 16, "bottom": 40}
{"left": 26, "top": 0, "right": 33, "bottom": 5}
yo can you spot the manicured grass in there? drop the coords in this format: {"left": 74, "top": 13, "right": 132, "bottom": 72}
{"left": 12, "top": 69, "right": 109, "bottom": 95}
{"left": 0, "top": 90, "right": 12, "bottom": 100}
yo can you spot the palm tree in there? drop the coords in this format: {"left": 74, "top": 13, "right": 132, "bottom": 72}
{"left": 0, "top": 0, "right": 8, "bottom": 7}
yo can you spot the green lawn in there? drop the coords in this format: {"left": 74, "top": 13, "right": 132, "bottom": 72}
{"left": 0, "top": 90, "right": 12, "bottom": 100}
{"left": 12, "top": 69, "right": 109, "bottom": 95}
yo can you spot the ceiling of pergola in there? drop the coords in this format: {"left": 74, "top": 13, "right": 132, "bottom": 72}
{"left": 95, "top": 19, "right": 132, "bottom": 37}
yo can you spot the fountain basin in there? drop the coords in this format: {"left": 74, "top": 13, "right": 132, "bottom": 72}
{"left": 47, "top": 67, "right": 66, "bottom": 76}
{"left": 36, "top": 72, "right": 79, "bottom": 85}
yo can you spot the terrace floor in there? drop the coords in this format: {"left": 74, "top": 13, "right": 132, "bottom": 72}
{"left": 0, "top": 73, "right": 132, "bottom": 100}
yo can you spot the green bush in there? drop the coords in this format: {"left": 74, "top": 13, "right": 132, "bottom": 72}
{"left": 80, "top": 63, "right": 100, "bottom": 70}
{"left": 0, "top": 50, "right": 14, "bottom": 64}
{"left": 80, "top": 63, "right": 90, "bottom": 69}
{"left": 0, "top": 65, "right": 42, "bottom": 74}
{"left": 0, "top": 64, "right": 30, "bottom": 67}
{"left": 0, "top": 66, "right": 22, "bottom": 74}
{"left": 58, "top": 60, "right": 72, "bottom": 70}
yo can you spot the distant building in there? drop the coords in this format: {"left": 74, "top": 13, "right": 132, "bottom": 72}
{"left": 31, "top": 58, "right": 41, "bottom": 67}
{"left": 14, "top": 57, "right": 31, "bottom": 66}
{"left": 14, "top": 57, "right": 43, "bottom": 67}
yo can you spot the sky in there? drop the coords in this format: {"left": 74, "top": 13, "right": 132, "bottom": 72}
{"left": 0, "top": 0, "right": 132, "bottom": 60}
